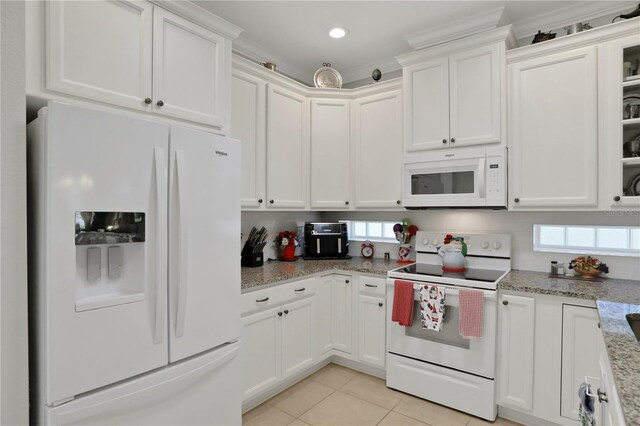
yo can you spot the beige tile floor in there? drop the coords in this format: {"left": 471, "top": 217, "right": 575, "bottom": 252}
{"left": 242, "top": 364, "right": 522, "bottom": 426}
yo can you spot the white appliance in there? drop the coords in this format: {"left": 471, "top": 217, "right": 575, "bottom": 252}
{"left": 402, "top": 146, "right": 507, "bottom": 208}
{"left": 386, "top": 232, "right": 511, "bottom": 421}
{"left": 28, "top": 102, "right": 241, "bottom": 425}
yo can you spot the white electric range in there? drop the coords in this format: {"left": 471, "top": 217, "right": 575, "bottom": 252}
{"left": 386, "top": 231, "right": 512, "bottom": 421}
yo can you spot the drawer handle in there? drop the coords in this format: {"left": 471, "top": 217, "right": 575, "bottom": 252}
{"left": 294, "top": 288, "right": 306, "bottom": 292}
{"left": 256, "top": 297, "right": 269, "bottom": 303}
{"left": 365, "top": 284, "right": 378, "bottom": 288}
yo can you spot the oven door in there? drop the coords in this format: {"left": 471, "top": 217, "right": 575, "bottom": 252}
{"left": 403, "top": 155, "right": 486, "bottom": 207}
{"left": 386, "top": 280, "right": 497, "bottom": 379}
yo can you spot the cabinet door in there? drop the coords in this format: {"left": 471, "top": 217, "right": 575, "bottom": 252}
{"left": 231, "top": 70, "right": 266, "bottom": 208}
{"left": 153, "top": 7, "right": 231, "bottom": 129}
{"left": 352, "top": 91, "right": 403, "bottom": 208}
{"left": 332, "top": 274, "right": 353, "bottom": 354}
{"left": 310, "top": 99, "right": 351, "bottom": 208}
{"left": 266, "top": 84, "right": 310, "bottom": 209}
{"left": 561, "top": 305, "right": 600, "bottom": 421}
{"left": 281, "top": 297, "right": 315, "bottom": 378}
{"left": 358, "top": 295, "right": 386, "bottom": 368}
{"left": 46, "top": 0, "right": 153, "bottom": 110}
{"left": 498, "top": 294, "right": 535, "bottom": 412}
{"left": 509, "top": 46, "right": 598, "bottom": 209}
{"left": 449, "top": 43, "right": 502, "bottom": 147}
{"left": 315, "top": 276, "right": 333, "bottom": 355}
{"left": 240, "top": 307, "right": 282, "bottom": 400}
{"left": 403, "top": 57, "right": 449, "bottom": 152}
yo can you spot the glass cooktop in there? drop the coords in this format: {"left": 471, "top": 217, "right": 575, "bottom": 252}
{"left": 395, "top": 263, "right": 506, "bottom": 283}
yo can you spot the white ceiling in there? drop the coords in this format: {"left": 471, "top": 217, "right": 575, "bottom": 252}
{"left": 195, "top": 1, "right": 634, "bottom": 85}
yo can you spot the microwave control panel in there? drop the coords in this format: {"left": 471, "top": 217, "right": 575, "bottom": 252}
{"left": 485, "top": 154, "right": 506, "bottom": 206}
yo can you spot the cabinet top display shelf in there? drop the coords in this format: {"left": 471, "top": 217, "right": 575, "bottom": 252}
{"left": 622, "top": 117, "right": 640, "bottom": 126}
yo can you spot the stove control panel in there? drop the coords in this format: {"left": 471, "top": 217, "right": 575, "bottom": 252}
{"left": 415, "top": 232, "right": 512, "bottom": 259}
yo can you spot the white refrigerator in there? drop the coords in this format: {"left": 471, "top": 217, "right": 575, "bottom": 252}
{"left": 28, "top": 102, "right": 241, "bottom": 425}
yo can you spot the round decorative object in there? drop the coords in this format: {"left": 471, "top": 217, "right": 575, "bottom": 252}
{"left": 573, "top": 267, "right": 603, "bottom": 278}
{"left": 372, "top": 68, "right": 382, "bottom": 82}
{"left": 313, "top": 63, "right": 343, "bottom": 88}
{"left": 361, "top": 240, "right": 375, "bottom": 259}
{"left": 627, "top": 171, "right": 640, "bottom": 196}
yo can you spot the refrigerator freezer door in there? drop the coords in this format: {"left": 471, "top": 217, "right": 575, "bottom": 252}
{"left": 43, "top": 342, "right": 241, "bottom": 425}
{"left": 30, "top": 102, "right": 169, "bottom": 404}
{"left": 168, "top": 126, "right": 241, "bottom": 362}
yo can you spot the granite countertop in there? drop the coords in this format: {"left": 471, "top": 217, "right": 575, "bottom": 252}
{"left": 500, "top": 270, "right": 640, "bottom": 425}
{"left": 241, "top": 257, "right": 399, "bottom": 293}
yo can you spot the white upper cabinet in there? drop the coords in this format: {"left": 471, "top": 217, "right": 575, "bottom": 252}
{"left": 508, "top": 46, "right": 598, "bottom": 209}
{"left": 403, "top": 57, "right": 449, "bottom": 151}
{"left": 449, "top": 43, "right": 502, "bottom": 148}
{"left": 310, "top": 99, "right": 351, "bottom": 209}
{"left": 352, "top": 90, "right": 403, "bottom": 209}
{"left": 231, "top": 70, "right": 266, "bottom": 208}
{"left": 266, "top": 84, "right": 310, "bottom": 209}
{"left": 152, "top": 8, "right": 231, "bottom": 129}
{"left": 398, "top": 27, "right": 512, "bottom": 153}
{"left": 46, "top": 0, "right": 153, "bottom": 111}
{"left": 29, "top": 0, "right": 240, "bottom": 130}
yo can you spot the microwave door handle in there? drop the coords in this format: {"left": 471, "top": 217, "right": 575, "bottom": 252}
{"left": 478, "top": 158, "right": 486, "bottom": 198}
{"left": 175, "top": 150, "right": 188, "bottom": 338}
{"left": 153, "top": 147, "right": 166, "bottom": 345}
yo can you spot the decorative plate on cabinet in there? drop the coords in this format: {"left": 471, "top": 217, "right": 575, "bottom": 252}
{"left": 627, "top": 172, "right": 640, "bottom": 196}
{"left": 313, "top": 63, "right": 343, "bottom": 89}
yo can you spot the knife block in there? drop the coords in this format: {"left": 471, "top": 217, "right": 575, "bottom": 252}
{"left": 241, "top": 242, "right": 264, "bottom": 268}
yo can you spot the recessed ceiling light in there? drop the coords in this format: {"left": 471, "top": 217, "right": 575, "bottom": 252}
{"left": 329, "top": 27, "right": 346, "bottom": 39}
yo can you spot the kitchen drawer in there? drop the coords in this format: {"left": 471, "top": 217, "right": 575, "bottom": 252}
{"left": 241, "top": 277, "right": 316, "bottom": 315}
{"left": 358, "top": 276, "right": 386, "bottom": 296}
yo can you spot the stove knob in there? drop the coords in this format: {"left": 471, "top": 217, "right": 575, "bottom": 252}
{"left": 422, "top": 239, "right": 429, "bottom": 246}
{"left": 493, "top": 241, "right": 502, "bottom": 250}
{"left": 481, "top": 241, "right": 489, "bottom": 249}
{"left": 432, "top": 239, "right": 439, "bottom": 246}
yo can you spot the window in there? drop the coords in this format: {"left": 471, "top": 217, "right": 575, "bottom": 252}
{"left": 340, "top": 220, "right": 399, "bottom": 243}
{"left": 534, "top": 225, "right": 640, "bottom": 257}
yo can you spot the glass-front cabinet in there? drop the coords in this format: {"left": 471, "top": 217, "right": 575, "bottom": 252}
{"left": 603, "top": 34, "right": 640, "bottom": 209}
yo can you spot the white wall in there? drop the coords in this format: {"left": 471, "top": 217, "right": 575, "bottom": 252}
{"left": 242, "top": 211, "right": 321, "bottom": 260}
{"left": 0, "top": 0, "right": 29, "bottom": 424}
{"left": 322, "top": 210, "right": 640, "bottom": 280}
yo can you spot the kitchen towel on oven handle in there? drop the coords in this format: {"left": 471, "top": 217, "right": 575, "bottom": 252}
{"left": 420, "top": 284, "right": 446, "bottom": 331}
{"left": 391, "top": 280, "right": 415, "bottom": 327}
{"left": 459, "top": 288, "right": 484, "bottom": 339}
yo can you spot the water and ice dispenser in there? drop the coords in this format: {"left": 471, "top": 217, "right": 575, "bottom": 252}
{"left": 75, "top": 212, "right": 146, "bottom": 312}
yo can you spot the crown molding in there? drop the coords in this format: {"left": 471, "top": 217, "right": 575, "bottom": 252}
{"left": 405, "top": 6, "right": 509, "bottom": 51}
{"left": 232, "top": 38, "right": 313, "bottom": 85}
{"left": 149, "top": 0, "right": 242, "bottom": 40}
{"left": 511, "top": 1, "right": 637, "bottom": 39}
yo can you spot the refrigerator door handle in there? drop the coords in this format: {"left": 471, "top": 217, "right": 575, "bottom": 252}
{"left": 175, "top": 149, "right": 188, "bottom": 338}
{"left": 153, "top": 148, "right": 166, "bottom": 344}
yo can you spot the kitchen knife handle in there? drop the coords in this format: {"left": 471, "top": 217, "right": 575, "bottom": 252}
{"left": 153, "top": 147, "right": 167, "bottom": 345}
{"left": 175, "top": 150, "right": 189, "bottom": 338}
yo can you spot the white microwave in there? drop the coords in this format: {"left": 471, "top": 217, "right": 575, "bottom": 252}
{"left": 402, "top": 146, "right": 507, "bottom": 208}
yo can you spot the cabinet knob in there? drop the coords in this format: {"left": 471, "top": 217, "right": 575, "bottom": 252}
{"left": 345, "top": 279, "right": 350, "bottom": 284}
{"left": 514, "top": 198, "right": 520, "bottom": 203}
{"left": 442, "top": 139, "right": 447, "bottom": 144}
{"left": 378, "top": 302, "right": 383, "bottom": 307}
{"left": 144, "top": 97, "right": 152, "bottom": 105}
{"left": 277, "top": 311, "right": 283, "bottom": 317}
{"left": 396, "top": 200, "right": 401, "bottom": 205}
{"left": 269, "top": 199, "right": 274, "bottom": 204}
{"left": 156, "top": 100, "right": 164, "bottom": 107}
{"left": 284, "top": 309, "right": 289, "bottom": 315}
{"left": 258, "top": 199, "right": 263, "bottom": 204}
{"left": 345, "top": 201, "right": 349, "bottom": 205}
{"left": 614, "top": 195, "right": 621, "bottom": 202}
{"left": 450, "top": 138, "right": 456, "bottom": 143}
{"left": 502, "top": 300, "right": 509, "bottom": 306}
{"left": 597, "top": 388, "right": 608, "bottom": 403}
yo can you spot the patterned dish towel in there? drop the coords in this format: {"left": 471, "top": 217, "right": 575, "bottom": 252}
{"left": 420, "top": 284, "right": 446, "bottom": 331}
{"left": 459, "top": 288, "right": 484, "bottom": 339}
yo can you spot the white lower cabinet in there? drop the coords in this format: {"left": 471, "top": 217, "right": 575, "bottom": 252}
{"left": 315, "top": 275, "right": 333, "bottom": 356}
{"left": 596, "top": 330, "right": 626, "bottom": 426}
{"left": 331, "top": 274, "right": 353, "bottom": 354}
{"left": 358, "top": 294, "right": 385, "bottom": 368}
{"left": 281, "top": 298, "right": 315, "bottom": 378}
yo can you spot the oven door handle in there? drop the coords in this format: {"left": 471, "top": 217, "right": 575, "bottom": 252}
{"left": 411, "top": 285, "right": 497, "bottom": 301}
{"left": 478, "top": 158, "right": 486, "bottom": 199}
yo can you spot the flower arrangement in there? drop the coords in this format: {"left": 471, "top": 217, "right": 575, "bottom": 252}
{"left": 569, "top": 256, "right": 609, "bottom": 275}
{"left": 275, "top": 231, "right": 298, "bottom": 248}
{"left": 443, "top": 234, "right": 468, "bottom": 256}
{"left": 393, "top": 218, "right": 419, "bottom": 244}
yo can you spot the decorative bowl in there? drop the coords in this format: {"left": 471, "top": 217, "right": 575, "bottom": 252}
{"left": 573, "top": 267, "right": 603, "bottom": 278}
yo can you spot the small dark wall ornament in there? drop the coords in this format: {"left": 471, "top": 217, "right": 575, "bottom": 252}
{"left": 531, "top": 30, "right": 557, "bottom": 44}
{"left": 372, "top": 68, "right": 382, "bottom": 82}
